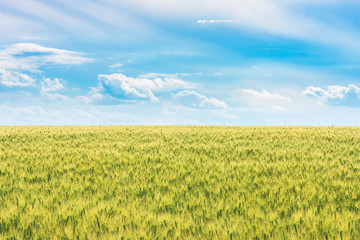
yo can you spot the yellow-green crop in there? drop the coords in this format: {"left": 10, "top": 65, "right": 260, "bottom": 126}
{"left": 0, "top": 126, "right": 360, "bottom": 239}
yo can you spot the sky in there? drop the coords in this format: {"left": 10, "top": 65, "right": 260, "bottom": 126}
{"left": 0, "top": 0, "right": 360, "bottom": 125}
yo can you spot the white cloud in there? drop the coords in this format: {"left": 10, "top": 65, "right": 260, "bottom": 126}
{"left": 0, "top": 43, "right": 91, "bottom": 91}
{"left": 0, "top": 43, "right": 92, "bottom": 71}
{"left": 173, "top": 90, "right": 228, "bottom": 109}
{"left": 303, "top": 84, "right": 360, "bottom": 106}
{"left": 41, "top": 92, "right": 68, "bottom": 101}
{"left": 39, "top": 78, "right": 68, "bottom": 101}
{"left": 230, "top": 88, "right": 291, "bottom": 112}
{"left": 140, "top": 73, "right": 178, "bottom": 78}
{"left": 242, "top": 89, "right": 291, "bottom": 101}
{"left": 272, "top": 105, "right": 284, "bottom": 111}
{"left": 140, "top": 72, "right": 203, "bottom": 79}
{"left": 19, "top": 35, "right": 48, "bottom": 41}
{"left": 0, "top": 69, "right": 35, "bottom": 87}
{"left": 303, "top": 84, "right": 360, "bottom": 99}
{"left": 210, "top": 72, "right": 223, "bottom": 76}
{"left": 197, "top": 19, "right": 235, "bottom": 24}
{"left": 109, "top": 63, "right": 124, "bottom": 68}
{"left": 41, "top": 78, "right": 64, "bottom": 92}
{"left": 97, "top": 73, "right": 194, "bottom": 102}
{"left": 75, "top": 92, "right": 106, "bottom": 104}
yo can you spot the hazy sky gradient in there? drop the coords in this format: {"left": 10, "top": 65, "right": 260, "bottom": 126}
{"left": 1, "top": 0, "right": 360, "bottom": 125}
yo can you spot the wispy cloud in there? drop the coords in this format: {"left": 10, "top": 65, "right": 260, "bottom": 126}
{"left": 139, "top": 72, "right": 202, "bottom": 78}
{"left": 2, "top": 0, "right": 359, "bottom": 54}
{"left": 19, "top": 35, "right": 49, "bottom": 41}
{"left": 121, "top": 0, "right": 360, "bottom": 52}
{"left": 1, "top": 0, "right": 96, "bottom": 35}
{"left": 197, "top": 19, "right": 235, "bottom": 24}
{"left": 109, "top": 63, "right": 124, "bottom": 69}
{"left": 0, "top": 43, "right": 92, "bottom": 71}
{"left": 0, "top": 10, "right": 45, "bottom": 42}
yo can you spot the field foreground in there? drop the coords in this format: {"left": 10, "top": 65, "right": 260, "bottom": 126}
{"left": 0, "top": 126, "right": 360, "bottom": 239}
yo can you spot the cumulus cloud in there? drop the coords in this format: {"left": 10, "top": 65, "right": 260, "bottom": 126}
{"left": 0, "top": 43, "right": 92, "bottom": 72}
{"left": 97, "top": 73, "right": 194, "bottom": 102}
{"left": 303, "top": 84, "right": 360, "bottom": 106}
{"left": 173, "top": 90, "right": 228, "bottom": 109}
{"left": 197, "top": 19, "right": 235, "bottom": 24}
{"left": 0, "top": 69, "right": 35, "bottom": 87}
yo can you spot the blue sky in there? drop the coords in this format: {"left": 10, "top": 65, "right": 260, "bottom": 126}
{"left": 0, "top": 0, "right": 360, "bottom": 125}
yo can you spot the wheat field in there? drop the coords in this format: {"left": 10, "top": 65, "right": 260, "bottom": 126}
{"left": 0, "top": 126, "right": 359, "bottom": 239}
